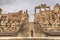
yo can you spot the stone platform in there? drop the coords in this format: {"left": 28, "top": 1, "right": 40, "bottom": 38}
{"left": 0, "top": 37, "right": 60, "bottom": 40}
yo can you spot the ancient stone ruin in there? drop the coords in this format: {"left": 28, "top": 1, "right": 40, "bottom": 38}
{"left": 34, "top": 3, "right": 60, "bottom": 36}
{"left": 0, "top": 8, "right": 29, "bottom": 36}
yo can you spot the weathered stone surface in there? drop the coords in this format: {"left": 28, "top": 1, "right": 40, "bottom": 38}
{"left": 34, "top": 4, "right": 60, "bottom": 36}
{"left": 0, "top": 9, "right": 29, "bottom": 36}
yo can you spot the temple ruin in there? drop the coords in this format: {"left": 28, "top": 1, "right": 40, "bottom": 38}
{"left": 0, "top": 3, "right": 60, "bottom": 37}
{"left": 34, "top": 3, "right": 60, "bottom": 36}
{"left": 0, "top": 8, "right": 29, "bottom": 36}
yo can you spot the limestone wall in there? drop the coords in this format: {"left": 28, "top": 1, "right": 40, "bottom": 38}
{"left": 0, "top": 8, "right": 29, "bottom": 34}
{"left": 34, "top": 4, "right": 60, "bottom": 32}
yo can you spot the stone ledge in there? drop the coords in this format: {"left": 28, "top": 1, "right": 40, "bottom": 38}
{"left": 0, "top": 37, "right": 60, "bottom": 40}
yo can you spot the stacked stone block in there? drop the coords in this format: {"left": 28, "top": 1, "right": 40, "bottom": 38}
{"left": 0, "top": 8, "right": 29, "bottom": 35}
{"left": 34, "top": 4, "right": 60, "bottom": 34}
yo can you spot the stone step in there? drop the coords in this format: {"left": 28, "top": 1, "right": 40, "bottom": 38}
{"left": 0, "top": 37, "right": 60, "bottom": 40}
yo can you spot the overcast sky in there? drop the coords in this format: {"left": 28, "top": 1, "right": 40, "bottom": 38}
{"left": 0, "top": 0, "right": 60, "bottom": 22}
